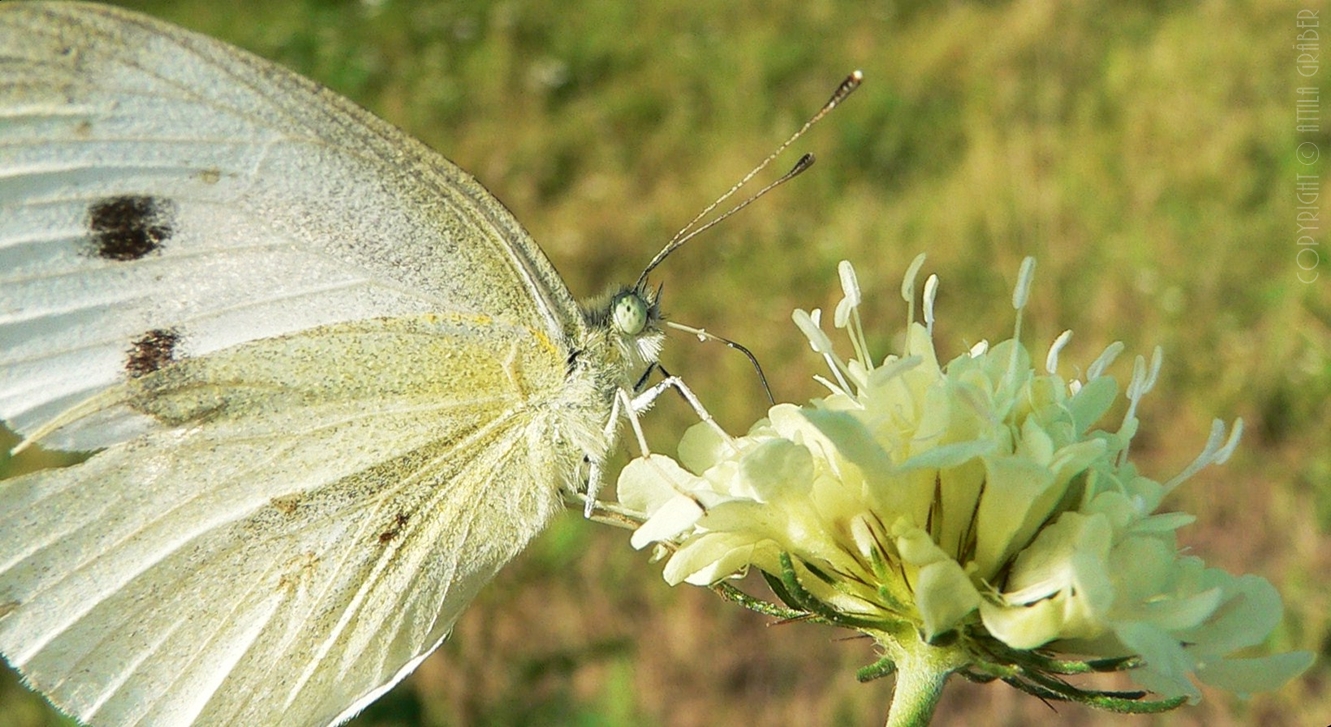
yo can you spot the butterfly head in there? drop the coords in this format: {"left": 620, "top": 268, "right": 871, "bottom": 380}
{"left": 580, "top": 284, "right": 665, "bottom": 387}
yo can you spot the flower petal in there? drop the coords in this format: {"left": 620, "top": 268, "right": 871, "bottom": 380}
{"left": 678, "top": 421, "right": 733, "bottom": 475}
{"left": 631, "top": 494, "right": 706, "bottom": 550}
{"left": 915, "top": 559, "right": 981, "bottom": 639}
{"left": 740, "top": 439, "right": 815, "bottom": 500}
{"left": 974, "top": 454, "right": 1057, "bottom": 577}
{"left": 618, "top": 454, "right": 699, "bottom": 515}
{"left": 1113, "top": 621, "right": 1201, "bottom": 702}
{"left": 980, "top": 597, "right": 1066, "bottom": 649}
{"left": 1196, "top": 652, "right": 1315, "bottom": 696}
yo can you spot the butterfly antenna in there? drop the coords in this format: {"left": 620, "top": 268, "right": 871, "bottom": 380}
{"left": 665, "top": 321, "right": 775, "bottom": 405}
{"left": 634, "top": 69, "right": 863, "bottom": 289}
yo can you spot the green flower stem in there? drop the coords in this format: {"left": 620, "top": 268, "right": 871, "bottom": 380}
{"left": 876, "top": 628, "right": 968, "bottom": 727}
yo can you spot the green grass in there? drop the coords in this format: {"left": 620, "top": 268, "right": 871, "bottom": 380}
{"left": 2, "top": 0, "right": 1327, "bottom": 725}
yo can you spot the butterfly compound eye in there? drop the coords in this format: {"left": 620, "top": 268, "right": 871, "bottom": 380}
{"left": 611, "top": 291, "right": 649, "bottom": 336}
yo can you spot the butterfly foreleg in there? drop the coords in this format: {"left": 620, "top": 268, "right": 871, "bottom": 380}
{"left": 628, "top": 375, "right": 728, "bottom": 444}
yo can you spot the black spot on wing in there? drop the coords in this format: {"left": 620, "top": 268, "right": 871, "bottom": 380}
{"left": 87, "top": 195, "right": 176, "bottom": 261}
{"left": 126, "top": 328, "right": 181, "bottom": 378}
{"left": 378, "top": 512, "right": 410, "bottom": 544}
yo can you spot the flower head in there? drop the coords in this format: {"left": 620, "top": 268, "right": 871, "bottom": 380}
{"left": 617, "top": 256, "right": 1311, "bottom": 714}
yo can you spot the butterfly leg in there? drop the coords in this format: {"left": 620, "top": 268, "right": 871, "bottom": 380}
{"left": 581, "top": 377, "right": 733, "bottom": 518}
{"left": 583, "top": 375, "right": 728, "bottom": 516}
{"left": 581, "top": 391, "right": 625, "bottom": 517}
{"left": 582, "top": 382, "right": 673, "bottom": 516}
{"left": 627, "top": 375, "right": 729, "bottom": 444}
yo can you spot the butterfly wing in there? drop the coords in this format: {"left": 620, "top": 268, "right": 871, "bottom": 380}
{"left": 0, "top": 3, "right": 608, "bottom": 725}
{"left": 1, "top": 315, "right": 586, "bottom": 725}
{"left": 0, "top": 1, "right": 584, "bottom": 448}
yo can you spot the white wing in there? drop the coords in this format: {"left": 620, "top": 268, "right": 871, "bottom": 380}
{"left": 0, "top": 1, "right": 585, "bottom": 449}
{"left": 0, "top": 316, "right": 583, "bottom": 725}
{"left": 0, "top": 3, "right": 617, "bottom": 726}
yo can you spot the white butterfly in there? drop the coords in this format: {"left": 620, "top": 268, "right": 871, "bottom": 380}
{"left": 0, "top": 2, "right": 670, "bottom": 724}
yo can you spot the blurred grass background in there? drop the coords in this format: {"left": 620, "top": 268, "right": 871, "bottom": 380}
{"left": 2, "top": 0, "right": 1328, "bottom": 724}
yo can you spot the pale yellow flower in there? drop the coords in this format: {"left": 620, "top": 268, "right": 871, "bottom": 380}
{"left": 617, "top": 256, "right": 1311, "bottom": 716}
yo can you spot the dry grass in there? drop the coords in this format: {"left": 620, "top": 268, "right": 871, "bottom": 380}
{"left": 2, "top": 0, "right": 1327, "bottom": 725}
